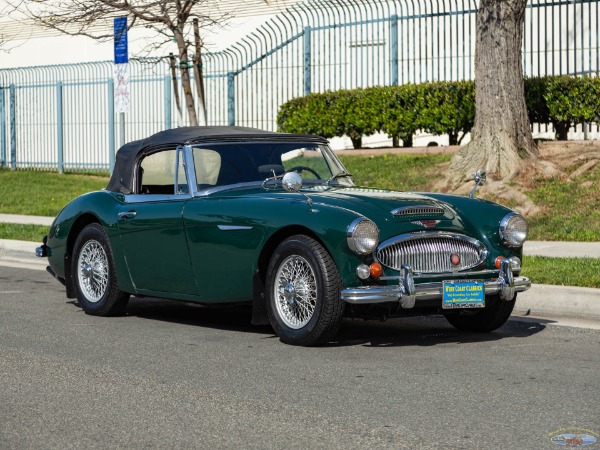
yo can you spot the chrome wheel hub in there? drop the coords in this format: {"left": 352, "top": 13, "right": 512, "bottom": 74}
{"left": 82, "top": 263, "right": 93, "bottom": 281}
{"left": 283, "top": 283, "right": 296, "bottom": 305}
{"left": 77, "top": 240, "right": 108, "bottom": 303}
{"left": 274, "top": 255, "right": 317, "bottom": 329}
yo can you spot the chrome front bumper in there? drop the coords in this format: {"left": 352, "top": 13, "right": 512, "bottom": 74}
{"left": 341, "top": 258, "right": 531, "bottom": 308}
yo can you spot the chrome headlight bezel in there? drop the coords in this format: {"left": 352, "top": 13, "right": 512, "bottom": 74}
{"left": 499, "top": 213, "right": 528, "bottom": 248}
{"left": 347, "top": 218, "right": 379, "bottom": 255}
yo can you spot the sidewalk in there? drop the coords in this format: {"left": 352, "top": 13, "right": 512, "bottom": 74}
{"left": 1, "top": 214, "right": 599, "bottom": 321}
{"left": 0, "top": 213, "right": 54, "bottom": 227}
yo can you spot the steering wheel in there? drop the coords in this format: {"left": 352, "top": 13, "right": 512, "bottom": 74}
{"left": 286, "top": 166, "right": 322, "bottom": 180}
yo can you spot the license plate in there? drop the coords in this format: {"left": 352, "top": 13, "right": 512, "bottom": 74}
{"left": 442, "top": 280, "right": 485, "bottom": 309}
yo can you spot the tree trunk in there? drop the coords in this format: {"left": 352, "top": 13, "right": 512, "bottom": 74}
{"left": 449, "top": 0, "right": 538, "bottom": 185}
{"left": 448, "top": 131, "right": 458, "bottom": 146}
{"left": 174, "top": 30, "right": 198, "bottom": 127}
{"left": 350, "top": 136, "right": 362, "bottom": 149}
{"left": 554, "top": 121, "right": 570, "bottom": 140}
{"left": 169, "top": 53, "right": 184, "bottom": 127}
{"left": 193, "top": 18, "right": 207, "bottom": 126}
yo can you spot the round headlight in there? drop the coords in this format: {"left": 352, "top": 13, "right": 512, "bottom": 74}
{"left": 499, "top": 213, "right": 528, "bottom": 247}
{"left": 347, "top": 218, "right": 379, "bottom": 255}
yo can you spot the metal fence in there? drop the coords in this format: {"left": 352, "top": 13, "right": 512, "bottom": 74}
{"left": 1, "top": 0, "right": 599, "bottom": 172}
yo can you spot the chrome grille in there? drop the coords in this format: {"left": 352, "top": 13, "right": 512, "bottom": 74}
{"left": 375, "top": 232, "right": 487, "bottom": 273}
{"left": 392, "top": 206, "right": 445, "bottom": 216}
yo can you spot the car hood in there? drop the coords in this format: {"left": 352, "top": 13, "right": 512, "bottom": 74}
{"left": 303, "top": 186, "right": 456, "bottom": 222}
{"left": 212, "top": 184, "right": 513, "bottom": 247}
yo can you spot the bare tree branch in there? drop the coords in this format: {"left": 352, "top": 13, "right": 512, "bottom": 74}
{"left": 6, "top": 0, "right": 230, "bottom": 125}
{"left": 3, "top": 1, "right": 280, "bottom": 124}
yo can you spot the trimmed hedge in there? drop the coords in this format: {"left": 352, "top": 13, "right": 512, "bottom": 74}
{"left": 278, "top": 76, "right": 600, "bottom": 148}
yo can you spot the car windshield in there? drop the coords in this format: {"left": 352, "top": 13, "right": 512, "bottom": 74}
{"left": 191, "top": 142, "right": 354, "bottom": 190}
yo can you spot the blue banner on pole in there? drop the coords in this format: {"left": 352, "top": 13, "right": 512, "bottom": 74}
{"left": 114, "top": 17, "right": 128, "bottom": 64}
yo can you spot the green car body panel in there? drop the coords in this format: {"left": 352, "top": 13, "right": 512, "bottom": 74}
{"left": 46, "top": 184, "right": 521, "bottom": 303}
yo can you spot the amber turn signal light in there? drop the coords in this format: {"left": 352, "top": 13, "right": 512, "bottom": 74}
{"left": 495, "top": 256, "right": 505, "bottom": 269}
{"left": 369, "top": 262, "right": 383, "bottom": 278}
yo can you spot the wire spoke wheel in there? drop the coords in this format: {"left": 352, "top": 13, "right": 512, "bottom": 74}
{"left": 72, "top": 223, "right": 129, "bottom": 316}
{"left": 274, "top": 255, "right": 317, "bottom": 329}
{"left": 77, "top": 240, "right": 109, "bottom": 303}
{"left": 266, "top": 235, "right": 344, "bottom": 346}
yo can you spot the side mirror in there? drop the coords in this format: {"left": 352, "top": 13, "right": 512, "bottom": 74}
{"left": 282, "top": 172, "right": 302, "bottom": 193}
{"left": 469, "top": 169, "right": 486, "bottom": 198}
{"left": 474, "top": 169, "right": 486, "bottom": 185}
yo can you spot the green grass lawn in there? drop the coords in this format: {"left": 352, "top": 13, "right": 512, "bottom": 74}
{"left": 339, "top": 153, "right": 451, "bottom": 192}
{"left": 521, "top": 255, "right": 600, "bottom": 288}
{"left": 526, "top": 164, "right": 600, "bottom": 241}
{"left": 0, "top": 169, "right": 108, "bottom": 217}
{"left": 0, "top": 223, "right": 49, "bottom": 242}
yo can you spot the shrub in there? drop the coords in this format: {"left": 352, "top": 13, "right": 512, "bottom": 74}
{"left": 419, "top": 80, "right": 475, "bottom": 145}
{"left": 277, "top": 76, "right": 600, "bottom": 145}
{"left": 545, "top": 75, "right": 600, "bottom": 140}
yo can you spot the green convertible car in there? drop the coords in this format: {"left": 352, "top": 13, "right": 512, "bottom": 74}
{"left": 37, "top": 126, "right": 531, "bottom": 346}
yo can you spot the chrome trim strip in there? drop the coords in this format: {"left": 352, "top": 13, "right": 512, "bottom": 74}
{"left": 194, "top": 181, "right": 266, "bottom": 196}
{"left": 379, "top": 269, "right": 499, "bottom": 280}
{"left": 124, "top": 193, "right": 192, "bottom": 203}
{"left": 217, "top": 225, "right": 253, "bottom": 231}
{"left": 183, "top": 144, "right": 199, "bottom": 196}
{"left": 193, "top": 179, "right": 330, "bottom": 196}
{"left": 341, "top": 276, "right": 531, "bottom": 304}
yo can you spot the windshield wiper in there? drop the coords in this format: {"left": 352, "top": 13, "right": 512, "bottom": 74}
{"left": 326, "top": 171, "right": 352, "bottom": 185}
{"left": 261, "top": 172, "right": 284, "bottom": 190}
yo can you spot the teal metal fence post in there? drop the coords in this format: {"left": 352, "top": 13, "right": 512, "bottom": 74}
{"left": 9, "top": 84, "right": 16, "bottom": 170}
{"left": 0, "top": 87, "right": 6, "bottom": 168}
{"left": 164, "top": 75, "right": 172, "bottom": 130}
{"left": 304, "top": 26, "right": 311, "bottom": 95}
{"left": 390, "top": 15, "right": 398, "bottom": 86}
{"left": 108, "top": 78, "right": 115, "bottom": 174}
{"left": 56, "top": 82, "right": 64, "bottom": 173}
{"left": 227, "top": 72, "right": 235, "bottom": 126}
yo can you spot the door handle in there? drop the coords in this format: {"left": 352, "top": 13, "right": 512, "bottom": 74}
{"left": 118, "top": 211, "right": 137, "bottom": 220}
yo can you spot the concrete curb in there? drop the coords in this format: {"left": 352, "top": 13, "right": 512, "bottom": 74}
{"left": 524, "top": 241, "right": 600, "bottom": 258}
{"left": 515, "top": 284, "right": 600, "bottom": 321}
{"left": 0, "top": 239, "right": 48, "bottom": 270}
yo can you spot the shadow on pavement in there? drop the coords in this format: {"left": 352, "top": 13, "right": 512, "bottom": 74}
{"left": 328, "top": 316, "right": 547, "bottom": 348}
{"left": 70, "top": 296, "right": 548, "bottom": 347}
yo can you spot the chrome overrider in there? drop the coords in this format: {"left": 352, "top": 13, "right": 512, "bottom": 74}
{"left": 341, "top": 257, "right": 531, "bottom": 307}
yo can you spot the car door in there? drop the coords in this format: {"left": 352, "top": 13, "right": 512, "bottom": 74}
{"left": 182, "top": 145, "right": 266, "bottom": 303}
{"left": 117, "top": 147, "right": 198, "bottom": 296}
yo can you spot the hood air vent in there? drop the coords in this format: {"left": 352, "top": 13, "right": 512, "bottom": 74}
{"left": 392, "top": 205, "right": 445, "bottom": 217}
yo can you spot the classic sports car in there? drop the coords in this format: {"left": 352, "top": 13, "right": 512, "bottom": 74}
{"left": 37, "top": 126, "right": 531, "bottom": 346}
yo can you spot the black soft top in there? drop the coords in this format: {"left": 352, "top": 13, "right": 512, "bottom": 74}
{"left": 106, "top": 126, "right": 327, "bottom": 194}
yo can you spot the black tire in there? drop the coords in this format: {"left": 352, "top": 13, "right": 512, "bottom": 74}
{"left": 444, "top": 295, "right": 516, "bottom": 332}
{"left": 266, "top": 235, "right": 344, "bottom": 346}
{"left": 72, "top": 223, "right": 130, "bottom": 316}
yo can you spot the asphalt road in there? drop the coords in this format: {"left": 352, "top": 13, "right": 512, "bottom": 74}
{"left": 1, "top": 266, "right": 599, "bottom": 449}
